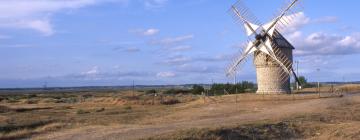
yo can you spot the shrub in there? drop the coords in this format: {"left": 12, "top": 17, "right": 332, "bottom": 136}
{"left": 146, "top": 89, "right": 157, "bottom": 94}
{"left": 25, "top": 99, "right": 39, "bottom": 104}
{"left": 296, "top": 76, "right": 317, "bottom": 88}
{"left": 210, "top": 81, "right": 257, "bottom": 95}
{"left": 0, "top": 105, "right": 12, "bottom": 113}
{"left": 96, "top": 108, "right": 105, "bottom": 112}
{"left": 191, "top": 85, "right": 205, "bottom": 95}
{"left": 26, "top": 94, "right": 37, "bottom": 99}
{"left": 82, "top": 94, "right": 93, "bottom": 99}
{"left": 76, "top": 109, "right": 90, "bottom": 114}
{"left": 161, "top": 99, "right": 180, "bottom": 105}
{"left": 124, "top": 106, "right": 132, "bottom": 110}
{"left": 163, "top": 89, "right": 190, "bottom": 95}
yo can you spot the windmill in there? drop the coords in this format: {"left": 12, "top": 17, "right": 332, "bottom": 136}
{"left": 227, "top": 0, "right": 302, "bottom": 94}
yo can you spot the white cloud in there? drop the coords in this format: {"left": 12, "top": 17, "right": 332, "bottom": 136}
{"left": 286, "top": 32, "right": 360, "bottom": 56}
{"left": 114, "top": 46, "right": 141, "bottom": 53}
{"left": 339, "top": 36, "right": 357, "bottom": 47}
{"left": 0, "top": 0, "right": 121, "bottom": 36}
{"left": 312, "top": 16, "right": 338, "bottom": 24}
{"left": 277, "top": 12, "right": 338, "bottom": 33}
{"left": 0, "top": 0, "right": 171, "bottom": 36}
{"left": 177, "top": 64, "right": 220, "bottom": 74}
{"left": 194, "top": 54, "right": 230, "bottom": 62}
{"left": 131, "top": 28, "right": 160, "bottom": 36}
{"left": 277, "top": 12, "right": 310, "bottom": 33}
{"left": 162, "top": 55, "right": 191, "bottom": 65}
{"left": 156, "top": 71, "right": 176, "bottom": 78}
{"left": 124, "top": 47, "right": 141, "bottom": 52}
{"left": 151, "top": 34, "right": 194, "bottom": 46}
{"left": 26, "top": 19, "right": 54, "bottom": 36}
{"left": 168, "top": 45, "right": 192, "bottom": 52}
{"left": 144, "top": 0, "right": 168, "bottom": 9}
{"left": 274, "top": 12, "right": 360, "bottom": 56}
{"left": 82, "top": 66, "right": 99, "bottom": 75}
{"left": 143, "top": 28, "right": 159, "bottom": 36}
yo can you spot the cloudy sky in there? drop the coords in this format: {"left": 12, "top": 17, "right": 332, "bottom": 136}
{"left": 0, "top": 0, "right": 359, "bottom": 88}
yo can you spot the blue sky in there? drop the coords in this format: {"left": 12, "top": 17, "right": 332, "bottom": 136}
{"left": 0, "top": 0, "right": 359, "bottom": 88}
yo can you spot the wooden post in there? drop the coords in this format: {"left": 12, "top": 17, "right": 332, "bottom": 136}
{"left": 132, "top": 80, "right": 135, "bottom": 97}
{"left": 318, "top": 82, "right": 321, "bottom": 98}
{"left": 160, "top": 95, "right": 163, "bottom": 104}
{"left": 235, "top": 95, "right": 238, "bottom": 103}
{"left": 203, "top": 92, "right": 206, "bottom": 104}
{"left": 292, "top": 91, "right": 295, "bottom": 100}
{"left": 152, "top": 93, "right": 156, "bottom": 105}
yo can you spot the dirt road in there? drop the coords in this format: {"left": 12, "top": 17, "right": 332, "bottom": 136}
{"left": 35, "top": 94, "right": 348, "bottom": 140}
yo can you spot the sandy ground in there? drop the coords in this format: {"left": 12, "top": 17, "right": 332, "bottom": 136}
{"left": 32, "top": 92, "right": 352, "bottom": 140}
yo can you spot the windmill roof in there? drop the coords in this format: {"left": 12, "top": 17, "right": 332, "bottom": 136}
{"left": 272, "top": 30, "right": 295, "bottom": 49}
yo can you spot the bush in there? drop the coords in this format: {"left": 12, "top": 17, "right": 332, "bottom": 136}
{"left": 55, "top": 97, "right": 78, "bottom": 104}
{"left": 96, "top": 108, "right": 105, "bottom": 112}
{"left": 191, "top": 85, "right": 205, "bottom": 95}
{"left": 76, "top": 109, "right": 90, "bottom": 114}
{"left": 82, "top": 94, "right": 93, "bottom": 99}
{"left": 124, "top": 106, "right": 132, "bottom": 110}
{"left": 0, "top": 105, "right": 12, "bottom": 113}
{"left": 26, "top": 94, "right": 37, "bottom": 99}
{"left": 146, "top": 89, "right": 157, "bottom": 94}
{"left": 161, "top": 99, "right": 180, "bottom": 105}
{"left": 24, "top": 99, "right": 39, "bottom": 104}
{"left": 210, "top": 81, "right": 257, "bottom": 95}
{"left": 297, "top": 76, "right": 317, "bottom": 88}
{"left": 163, "top": 89, "right": 190, "bottom": 95}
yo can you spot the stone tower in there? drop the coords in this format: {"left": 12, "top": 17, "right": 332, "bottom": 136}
{"left": 254, "top": 31, "right": 294, "bottom": 94}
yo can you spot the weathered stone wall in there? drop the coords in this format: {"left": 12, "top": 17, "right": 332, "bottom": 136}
{"left": 254, "top": 47, "right": 293, "bottom": 94}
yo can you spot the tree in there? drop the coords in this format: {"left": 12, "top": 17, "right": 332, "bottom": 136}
{"left": 298, "top": 76, "right": 307, "bottom": 86}
{"left": 163, "top": 88, "right": 191, "bottom": 95}
{"left": 209, "top": 81, "right": 257, "bottom": 95}
{"left": 191, "top": 85, "right": 205, "bottom": 95}
{"left": 146, "top": 89, "right": 157, "bottom": 94}
{"left": 210, "top": 83, "right": 225, "bottom": 95}
{"left": 297, "top": 76, "right": 315, "bottom": 88}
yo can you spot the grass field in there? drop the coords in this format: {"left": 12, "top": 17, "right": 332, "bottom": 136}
{"left": 0, "top": 89, "right": 199, "bottom": 139}
{"left": 0, "top": 84, "right": 359, "bottom": 140}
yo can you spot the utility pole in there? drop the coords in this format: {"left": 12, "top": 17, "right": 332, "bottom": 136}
{"left": 234, "top": 69, "right": 237, "bottom": 85}
{"left": 132, "top": 80, "right": 135, "bottom": 97}
{"left": 43, "top": 81, "right": 48, "bottom": 90}
{"left": 295, "top": 60, "right": 299, "bottom": 90}
{"left": 317, "top": 68, "right": 320, "bottom": 97}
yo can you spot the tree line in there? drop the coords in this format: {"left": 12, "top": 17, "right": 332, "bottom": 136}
{"left": 146, "top": 81, "right": 257, "bottom": 95}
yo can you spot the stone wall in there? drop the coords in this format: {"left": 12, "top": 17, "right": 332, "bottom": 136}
{"left": 254, "top": 47, "right": 293, "bottom": 94}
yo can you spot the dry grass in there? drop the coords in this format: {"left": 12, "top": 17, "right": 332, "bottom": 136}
{"left": 0, "top": 90, "right": 200, "bottom": 139}
{"left": 145, "top": 121, "right": 305, "bottom": 140}
{"left": 145, "top": 93, "right": 360, "bottom": 140}
{"left": 339, "top": 84, "right": 360, "bottom": 93}
{"left": 0, "top": 123, "right": 68, "bottom": 140}
{"left": 0, "top": 85, "right": 357, "bottom": 140}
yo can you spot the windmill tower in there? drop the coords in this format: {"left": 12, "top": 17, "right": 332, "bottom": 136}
{"left": 227, "top": 0, "right": 302, "bottom": 94}
{"left": 254, "top": 31, "right": 294, "bottom": 94}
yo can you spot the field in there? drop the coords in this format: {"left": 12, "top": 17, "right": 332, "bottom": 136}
{"left": 0, "top": 84, "right": 359, "bottom": 140}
